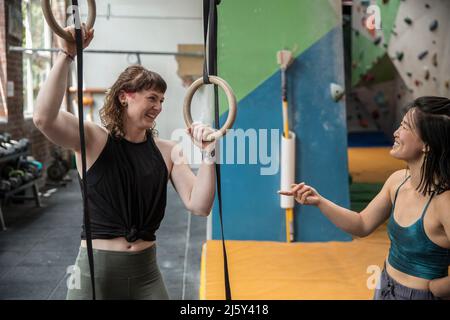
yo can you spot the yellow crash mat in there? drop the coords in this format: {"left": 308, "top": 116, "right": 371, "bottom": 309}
{"left": 348, "top": 147, "right": 405, "bottom": 183}
{"left": 200, "top": 225, "right": 391, "bottom": 300}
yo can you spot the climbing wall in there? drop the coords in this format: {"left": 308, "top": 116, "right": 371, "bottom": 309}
{"left": 347, "top": 80, "right": 398, "bottom": 133}
{"left": 388, "top": 0, "right": 450, "bottom": 98}
{"left": 349, "top": 0, "right": 402, "bottom": 135}
{"left": 211, "top": 0, "right": 351, "bottom": 242}
{"left": 348, "top": 0, "right": 450, "bottom": 135}
{"left": 351, "top": 0, "right": 401, "bottom": 87}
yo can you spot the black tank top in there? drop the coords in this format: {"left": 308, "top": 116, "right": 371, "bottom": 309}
{"left": 79, "top": 131, "right": 168, "bottom": 242}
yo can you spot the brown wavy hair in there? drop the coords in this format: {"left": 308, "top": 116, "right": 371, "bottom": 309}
{"left": 99, "top": 65, "right": 167, "bottom": 138}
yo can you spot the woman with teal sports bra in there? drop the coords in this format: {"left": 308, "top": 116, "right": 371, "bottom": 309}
{"left": 279, "top": 96, "right": 450, "bottom": 300}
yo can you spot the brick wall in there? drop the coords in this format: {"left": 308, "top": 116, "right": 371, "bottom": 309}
{"left": 0, "top": 0, "right": 7, "bottom": 118}
{"left": 0, "top": 0, "right": 69, "bottom": 168}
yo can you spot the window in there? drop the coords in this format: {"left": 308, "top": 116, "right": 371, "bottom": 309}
{"left": 22, "top": 0, "right": 52, "bottom": 118}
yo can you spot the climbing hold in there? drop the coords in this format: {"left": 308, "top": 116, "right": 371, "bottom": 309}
{"left": 330, "top": 83, "right": 345, "bottom": 102}
{"left": 352, "top": 61, "right": 358, "bottom": 69}
{"left": 359, "top": 119, "right": 369, "bottom": 128}
{"left": 355, "top": 30, "right": 360, "bottom": 37}
{"left": 414, "top": 79, "right": 422, "bottom": 87}
{"left": 363, "top": 73, "right": 375, "bottom": 82}
{"left": 424, "top": 68, "right": 430, "bottom": 81}
{"left": 383, "top": 43, "right": 388, "bottom": 48}
{"left": 391, "top": 30, "right": 398, "bottom": 36}
{"left": 374, "top": 37, "right": 382, "bottom": 45}
{"left": 382, "top": 0, "right": 389, "bottom": 4}
{"left": 418, "top": 50, "right": 428, "bottom": 60}
{"left": 396, "top": 52, "right": 404, "bottom": 61}
{"left": 446, "top": 81, "right": 450, "bottom": 90}
{"left": 404, "top": 17, "right": 412, "bottom": 25}
{"left": 374, "top": 91, "right": 386, "bottom": 106}
{"left": 406, "top": 72, "right": 413, "bottom": 77}
{"left": 429, "top": 20, "right": 438, "bottom": 31}
{"left": 425, "top": 4, "right": 430, "bottom": 9}
{"left": 432, "top": 53, "right": 438, "bottom": 67}
{"left": 432, "top": 77, "right": 437, "bottom": 82}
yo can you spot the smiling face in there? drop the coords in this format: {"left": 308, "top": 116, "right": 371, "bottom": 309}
{"left": 390, "top": 109, "right": 426, "bottom": 162}
{"left": 119, "top": 89, "right": 165, "bottom": 130}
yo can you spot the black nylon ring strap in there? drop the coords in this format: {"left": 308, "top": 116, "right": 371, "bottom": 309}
{"left": 71, "top": 0, "right": 96, "bottom": 300}
{"left": 203, "top": 0, "right": 232, "bottom": 300}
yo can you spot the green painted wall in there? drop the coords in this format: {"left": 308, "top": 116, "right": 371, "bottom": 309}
{"left": 351, "top": 0, "right": 401, "bottom": 86}
{"left": 217, "top": 0, "right": 340, "bottom": 115}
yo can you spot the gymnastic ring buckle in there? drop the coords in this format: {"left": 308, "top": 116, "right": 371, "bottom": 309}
{"left": 41, "top": 0, "right": 96, "bottom": 42}
{"left": 183, "top": 76, "right": 237, "bottom": 141}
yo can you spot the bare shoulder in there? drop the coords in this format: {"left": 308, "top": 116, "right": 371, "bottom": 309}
{"left": 154, "top": 137, "right": 177, "bottom": 151}
{"left": 86, "top": 121, "right": 108, "bottom": 149}
{"left": 434, "top": 190, "right": 450, "bottom": 225}
{"left": 153, "top": 137, "right": 179, "bottom": 163}
{"left": 384, "top": 169, "right": 409, "bottom": 190}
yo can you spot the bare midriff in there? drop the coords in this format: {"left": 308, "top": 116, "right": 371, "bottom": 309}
{"left": 386, "top": 260, "right": 431, "bottom": 290}
{"left": 80, "top": 237, "right": 155, "bottom": 252}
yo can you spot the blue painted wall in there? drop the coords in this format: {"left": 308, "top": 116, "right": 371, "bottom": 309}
{"left": 212, "top": 27, "right": 351, "bottom": 242}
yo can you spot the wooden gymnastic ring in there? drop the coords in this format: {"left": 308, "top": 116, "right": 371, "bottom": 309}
{"left": 41, "top": 0, "right": 96, "bottom": 42}
{"left": 183, "top": 76, "right": 237, "bottom": 141}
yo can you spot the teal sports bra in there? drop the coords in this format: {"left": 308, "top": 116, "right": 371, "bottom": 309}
{"left": 387, "top": 176, "right": 450, "bottom": 280}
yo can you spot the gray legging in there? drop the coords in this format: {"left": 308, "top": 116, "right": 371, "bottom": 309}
{"left": 373, "top": 266, "right": 442, "bottom": 300}
{"left": 66, "top": 244, "right": 169, "bottom": 300}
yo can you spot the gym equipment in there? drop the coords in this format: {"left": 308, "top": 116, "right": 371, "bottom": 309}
{"left": 42, "top": 0, "right": 97, "bottom": 299}
{"left": 22, "top": 172, "right": 34, "bottom": 183}
{"left": 183, "top": 76, "right": 236, "bottom": 141}
{"left": 0, "top": 133, "right": 11, "bottom": 143}
{"left": 198, "top": 0, "right": 233, "bottom": 300}
{"left": 0, "top": 180, "right": 11, "bottom": 192}
{"left": 18, "top": 158, "right": 41, "bottom": 179}
{"left": 41, "top": 0, "right": 96, "bottom": 42}
{"left": 277, "top": 49, "right": 295, "bottom": 243}
{"left": 46, "top": 148, "right": 70, "bottom": 182}
{"left": 0, "top": 143, "right": 16, "bottom": 156}
{"left": 8, "top": 177, "right": 22, "bottom": 189}
{"left": 0, "top": 136, "right": 41, "bottom": 231}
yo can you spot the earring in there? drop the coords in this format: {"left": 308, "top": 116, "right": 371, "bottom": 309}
{"left": 121, "top": 101, "right": 128, "bottom": 107}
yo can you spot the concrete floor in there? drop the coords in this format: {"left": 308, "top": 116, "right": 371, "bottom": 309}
{"left": 0, "top": 170, "right": 207, "bottom": 300}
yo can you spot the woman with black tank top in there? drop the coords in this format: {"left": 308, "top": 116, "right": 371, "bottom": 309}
{"left": 34, "top": 26, "right": 218, "bottom": 299}
{"left": 280, "top": 96, "right": 450, "bottom": 300}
